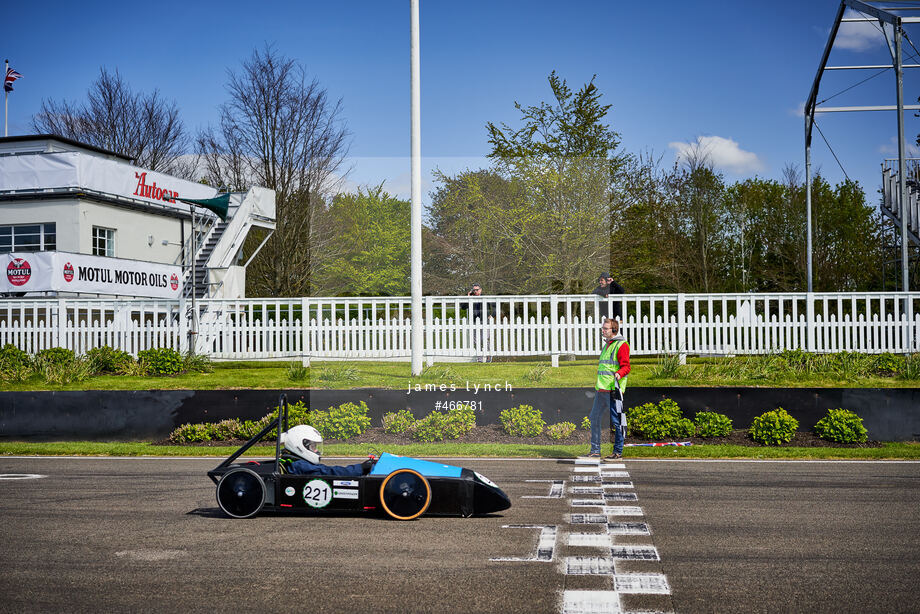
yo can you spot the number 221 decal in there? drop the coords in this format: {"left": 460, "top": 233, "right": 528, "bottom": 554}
{"left": 303, "top": 480, "right": 333, "bottom": 508}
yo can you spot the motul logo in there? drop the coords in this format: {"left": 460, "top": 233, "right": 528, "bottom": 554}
{"left": 133, "top": 172, "right": 179, "bottom": 204}
{"left": 7, "top": 258, "right": 32, "bottom": 286}
{"left": 170, "top": 273, "right": 179, "bottom": 291}
{"left": 63, "top": 262, "right": 74, "bottom": 282}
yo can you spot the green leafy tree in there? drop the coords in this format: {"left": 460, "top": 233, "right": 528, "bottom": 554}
{"left": 426, "top": 72, "right": 648, "bottom": 295}
{"left": 310, "top": 186, "right": 409, "bottom": 296}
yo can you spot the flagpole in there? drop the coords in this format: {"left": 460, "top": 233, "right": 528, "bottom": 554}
{"left": 4, "top": 59, "right": 8, "bottom": 137}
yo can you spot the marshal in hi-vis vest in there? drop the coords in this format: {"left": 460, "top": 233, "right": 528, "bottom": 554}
{"left": 595, "top": 338, "right": 628, "bottom": 393}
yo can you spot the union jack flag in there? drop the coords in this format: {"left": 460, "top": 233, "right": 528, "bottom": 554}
{"left": 5, "top": 67, "right": 23, "bottom": 92}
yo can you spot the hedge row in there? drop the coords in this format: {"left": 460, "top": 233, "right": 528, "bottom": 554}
{"left": 0, "top": 344, "right": 211, "bottom": 384}
{"left": 628, "top": 399, "right": 868, "bottom": 445}
{"left": 168, "top": 397, "right": 869, "bottom": 446}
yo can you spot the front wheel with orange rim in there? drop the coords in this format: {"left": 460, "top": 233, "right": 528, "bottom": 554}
{"left": 379, "top": 469, "right": 431, "bottom": 520}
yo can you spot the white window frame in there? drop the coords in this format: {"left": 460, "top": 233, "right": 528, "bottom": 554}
{"left": 0, "top": 222, "right": 56, "bottom": 253}
{"left": 92, "top": 226, "right": 115, "bottom": 257}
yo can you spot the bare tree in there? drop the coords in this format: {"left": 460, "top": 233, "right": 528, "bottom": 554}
{"left": 32, "top": 68, "right": 192, "bottom": 177}
{"left": 197, "top": 46, "right": 350, "bottom": 297}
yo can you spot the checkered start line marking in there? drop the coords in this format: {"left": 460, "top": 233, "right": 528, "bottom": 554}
{"left": 562, "top": 459, "right": 671, "bottom": 614}
{"left": 490, "top": 458, "right": 673, "bottom": 614}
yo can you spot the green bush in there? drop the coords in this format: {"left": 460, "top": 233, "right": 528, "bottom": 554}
{"left": 499, "top": 404, "right": 545, "bottom": 437}
{"left": 262, "top": 400, "right": 313, "bottom": 439}
{"left": 168, "top": 423, "right": 214, "bottom": 443}
{"left": 649, "top": 353, "right": 683, "bottom": 379}
{"left": 900, "top": 354, "right": 920, "bottom": 380}
{"left": 382, "top": 410, "right": 416, "bottom": 434}
{"left": 872, "top": 352, "right": 904, "bottom": 376}
{"left": 235, "top": 417, "right": 272, "bottom": 441}
{"left": 749, "top": 407, "right": 799, "bottom": 445}
{"left": 443, "top": 406, "right": 476, "bottom": 439}
{"left": 0, "top": 343, "right": 30, "bottom": 369}
{"left": 311, "top": 401, "right": 371, "bottom": 440}
{"left": 286, "top": 361, "right": 309, "bottom": 382}
{"left": 694, "top": 411, "right": 733, "bottom": 438}
{"left": 411, "top": 412, "right": 447, "bottom": 442}
{"left": 410, "top": 407, "right": 476, "bottom": 442}
{"left": 814, "top": 408, "right": 868, "bottom": 444}
{"left": 580, "top": 416, "right": 591, "bottom": 430}
{"left": 627, "top": 398, "right": 694, "bottom": 439}
{"left": 85, "top": 346, "right": 134, "bottom": 374}
{"left": 525, "top": 363, "right": 549, "bottom": 382}
{"left": 39, "top": 357, "right": 92, "bottom": 384}
{"left": 34, "top": 347, "right": 75, "bottom": 366}
{"left": 210, "top": 419, "right": 241, "bottom": 441}
{"left": 182, "top": 352, "right": 213, "bottom": 374}
{"left": 0, "top": 359, "right": 33, "bottom": 383}
{"left": 1, "top": 344, "right": 34, "bottom": 382}
{"left": 138, "top": 347, "right": 183, "bottom": 375}
{"left": 546, "top": 421, "right": 576, "bottom": 440}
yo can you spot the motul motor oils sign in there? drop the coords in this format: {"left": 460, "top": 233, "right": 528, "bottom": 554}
{"left": 1, "top": 252, "right": 182, "bottom": 299}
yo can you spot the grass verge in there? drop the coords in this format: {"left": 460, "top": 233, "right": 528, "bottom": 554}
{"left": 1, "top": 441, "right": 918, "bottom": 460}
{"left": 2, "top": 355, "right": 919, "bottom": 391}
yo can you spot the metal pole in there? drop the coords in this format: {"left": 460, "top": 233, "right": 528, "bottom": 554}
{"left": 410, "top": 0, "right": 423, "bottom": 375}
{"left": 4, "top": 59, "right": 9, "bottom": 138}
{"left": 190, "top": 205, "right": 197, "bottom": 354}
{"left": 895, "top": 23, "right": 910, "bottom": 292}
{"left": 805, "top": 113, "right": 813, "bottom": 293}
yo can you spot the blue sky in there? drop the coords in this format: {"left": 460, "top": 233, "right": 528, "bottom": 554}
{"left": 4, "top": 1, "right": 919, "bottom": 204}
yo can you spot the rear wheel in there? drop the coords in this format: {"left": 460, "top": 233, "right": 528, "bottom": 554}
{"left": 216, "top": 468, "right": 266, "bottom": 519}
{"left": 379, "top": 469, "right": 431, "bottom": 520}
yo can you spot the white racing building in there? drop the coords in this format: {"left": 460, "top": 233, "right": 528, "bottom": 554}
{"left": 0, "top": 134, "right": 275, "bottom": 299}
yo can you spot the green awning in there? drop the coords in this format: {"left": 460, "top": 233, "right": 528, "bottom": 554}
{"left": 179, "top": 193, "right": 230, "bottom": 221}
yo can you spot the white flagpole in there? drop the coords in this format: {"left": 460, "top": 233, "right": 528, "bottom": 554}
{"left": 4, "top": 59, "right": 8, "bottom": 137}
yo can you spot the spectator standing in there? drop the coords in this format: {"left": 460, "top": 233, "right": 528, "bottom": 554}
{"left": 606, "top": 275, "right": 625, "bottom": 322}
{"left": 592, "top": 273, "right": 610, "bottom": 320}
{"left": 587, "top": 317, "right": 631, "bottom": 460}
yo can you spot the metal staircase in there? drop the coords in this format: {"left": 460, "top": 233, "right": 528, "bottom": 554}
{"left": 881, "top": 159, "right": 920, "bottom": 247}
{"left": 177, "top": 187, "right": 275, "bottom": 301}
{"left": 184, "top": 221, "right": 228, "bottom": 299}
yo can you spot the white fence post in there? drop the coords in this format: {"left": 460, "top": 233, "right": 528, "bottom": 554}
{"left": 425, "top": 295, "right": 434, "bottom": 367}
{"left": 55, "top": 298, "right": 65, "bottom": 350}
{"left": 301, "top": 297, "right": 310, "bottom": 367}
{"left": 178, "top": 297, "right": 188, "bottom": 354}
{"left": 550, "top": 294, "right": 559, "bottom": 367}
{"left": 676, "top": 293, "right": 686, "bottom": 365}
{"left": 806, "top": 292, "right": 816, "bottom": 353}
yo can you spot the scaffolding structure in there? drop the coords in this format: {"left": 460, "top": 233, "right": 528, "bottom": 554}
{"left": 805, "top": 0, "right": 920, "bottom": 293}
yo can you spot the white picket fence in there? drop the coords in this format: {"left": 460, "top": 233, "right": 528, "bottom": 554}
{"left": 1, "top": 293, "right": 918, "bottom": 363}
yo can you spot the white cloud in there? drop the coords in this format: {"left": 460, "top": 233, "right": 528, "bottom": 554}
{"left": 668, "top": 135, "right": 765, "bottom": 174}
{"left": 789, "top": 101, "right": 806, "bottom": 118}
{"left": 877, "top": 136, "right": 920, "bottom": 157}
{"left": 833, "top": 10, "right": 887, "bottom": 52}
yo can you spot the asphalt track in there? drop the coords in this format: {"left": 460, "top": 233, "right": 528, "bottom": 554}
{"left": 0, "top": 457, "right": 918, "bottom": 614}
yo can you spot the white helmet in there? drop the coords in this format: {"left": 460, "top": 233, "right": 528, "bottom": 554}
{"left": 282, "top": 425, "right": 324, "bottom": 464}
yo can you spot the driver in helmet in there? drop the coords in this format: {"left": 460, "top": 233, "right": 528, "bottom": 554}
{"left": 280, "top": 425, "right": 375, "bottom": 476}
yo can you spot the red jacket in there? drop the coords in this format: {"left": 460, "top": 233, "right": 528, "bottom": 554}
{"left": 612, "top": 340, "right": 631, "bottom": 379}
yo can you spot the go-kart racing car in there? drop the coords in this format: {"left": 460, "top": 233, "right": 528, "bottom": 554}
{"left": 208, "top": 395, "right": 512, "bottom": 520}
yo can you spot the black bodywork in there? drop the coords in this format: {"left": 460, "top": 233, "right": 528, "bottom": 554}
{"left": 208, "top": 395, "right": 512, "bottom": 520}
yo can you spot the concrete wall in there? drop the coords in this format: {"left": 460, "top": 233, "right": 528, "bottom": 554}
{"left": 2, "top": 388, "right": 918, "bottom": 442}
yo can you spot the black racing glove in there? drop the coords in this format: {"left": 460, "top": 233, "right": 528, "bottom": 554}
{"left": 361, "top": 458, "right": 376, "bottom": 474}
